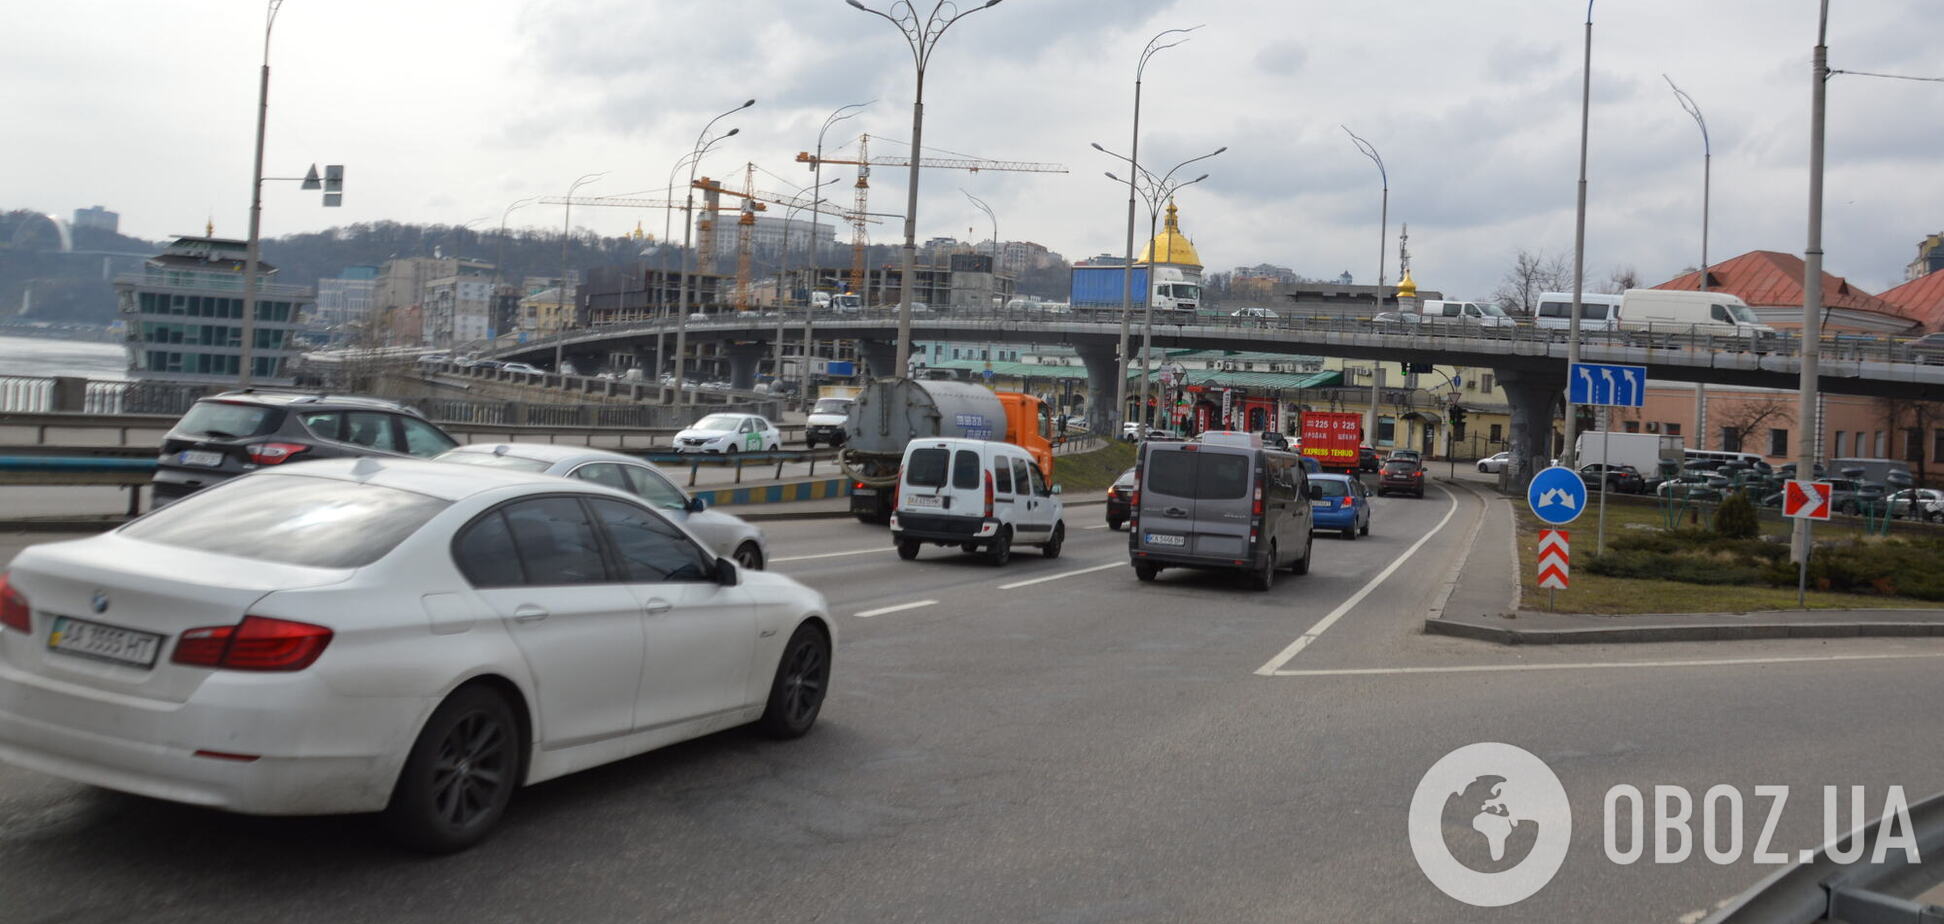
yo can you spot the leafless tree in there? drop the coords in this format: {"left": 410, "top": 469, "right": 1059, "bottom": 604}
{"left": 1601, "top": 265, "right": 1640, "bottom": 294}
{"left": 1492, "top": 249, "right": 1571, "bottom": 316}
{"left": 1714, "top": 393, "right": 1794, "bottom": 455}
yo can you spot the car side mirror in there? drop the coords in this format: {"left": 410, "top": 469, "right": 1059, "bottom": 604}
{"left": 687, "top": 496, "right": 708, "bottom": 513}
{"left": 1307, "top": 483, "right": 1324, "bottom": 501}
{"left": 1051, "top": 484, "right": 1062, "bottom": 495}
{"left": 714, "top": 556, "right": 739, "bottom": 586}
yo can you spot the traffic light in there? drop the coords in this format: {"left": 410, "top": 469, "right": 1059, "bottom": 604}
{"left": 1448, "top": 404, "right": 1467, "bottom": 427}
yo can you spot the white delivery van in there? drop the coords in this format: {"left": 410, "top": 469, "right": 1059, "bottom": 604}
{"left": 1412, "top": 299, "right": 1517, "bottom": 328}
{"left": 890, "top": 437, "right": 1064, "bottom": 565}
{"left": 1535, "top": 292, "right": 1623, "bottom": 332}
{"left": 1618, "top": 289, "right": 1774, "bottom": 336}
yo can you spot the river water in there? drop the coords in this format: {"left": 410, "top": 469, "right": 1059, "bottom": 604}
{"left": 0, "top": 335, "right": 128, "bottom": 380}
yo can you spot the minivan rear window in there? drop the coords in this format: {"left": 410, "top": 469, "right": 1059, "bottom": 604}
{"left": 952, "top": 450, "right": 982, "bottom": 490}
{"left": 907, "top": 448, "right": 949, "bottom": 488}
{"left": 1144, "top": 450, "right": 1250, "bottom": 500}
{"left": 174, "top": 401, "right": 279, "bottom": 440}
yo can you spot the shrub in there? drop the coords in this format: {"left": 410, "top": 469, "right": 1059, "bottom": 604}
{"left": 1713, "top": 491, "right": 1760, "bottom": 540}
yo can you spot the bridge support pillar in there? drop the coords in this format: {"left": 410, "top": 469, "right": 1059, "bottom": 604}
{"left": 1497, "top": 367, "right": 1564, "bottom": 492}
{"left": 1075, "top": 342, "right": 1120, "bottom": 439}
{"left": 724, "top": 342, "right": 765, "bottom": 391}
{"left": 858, "top": 340, "right": 897, "bottom": 380}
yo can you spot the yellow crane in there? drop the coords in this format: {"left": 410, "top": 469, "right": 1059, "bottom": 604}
{"left": 796, "top": 134, "right": 1067, "bottom": 299}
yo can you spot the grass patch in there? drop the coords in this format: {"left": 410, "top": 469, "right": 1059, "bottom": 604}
{"left": 1050, "top": 440, "right": 1137, "bottom": 494}
{"left": 1514, "top": 497, "right": 1944, "bottom": 614}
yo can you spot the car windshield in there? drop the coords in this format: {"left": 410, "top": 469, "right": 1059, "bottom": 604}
{"left": 691, "top": 415, "right": 740, "bottom": 432}
{"left": 1479, "top": 303, "right": 1511, "bottom": 318}
{"left": 1112, "top": 468, "right": 1136, "bottom": 488}
{"left": 120, "top": 474, "right": 448, "bottom": 568}
{"left": 174, "top": 401, "right": 279, "bottom": 439}
{"left": 812, "top": 398, "right": 851, "bottom": 415}
{"left": 1727, "top": 303, "right": 1760, "bottom": 323}
{"left": 434, "top": 450, "right": 552, "bottom": 473}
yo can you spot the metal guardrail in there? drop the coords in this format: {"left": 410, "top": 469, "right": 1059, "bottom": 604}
{"left": 1703, "top": 789, "right": 1944, "bottom": 923}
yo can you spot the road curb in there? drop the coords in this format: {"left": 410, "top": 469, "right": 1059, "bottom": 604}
{"left": 1423, "top": 616, "right": 1944, "bottom": 645}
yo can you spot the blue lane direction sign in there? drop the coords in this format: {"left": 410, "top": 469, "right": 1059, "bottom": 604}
{"left": 1527, "top": 465, "right": 1588, "bottom": 525}
{"left": 1568, "top": 361, "right": 1648, "bottom": 408}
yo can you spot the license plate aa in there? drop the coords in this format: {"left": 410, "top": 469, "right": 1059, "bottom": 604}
{"left": 1144, "top": 533, "right": 1185, "bottom": 546}
{"left": 906, "top": 494, "right": 943, "bottom": 508}
{"left": 47, "top": 616, "right": 162, "bottom": 668}
{"left": 178, "top": 450, "right": 223, "bottom": 467}
{"left": 853, "top": 488, "right": 877, "bottom": 496}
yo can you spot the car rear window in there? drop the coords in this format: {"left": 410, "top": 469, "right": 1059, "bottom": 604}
{"left": 1144, "top": 450, "right": 1250, "bottom": 500}
{"left": 1313, "top": 479, "right": 1351, "bottom": 498}
{"left": 435, "top": 450, "right": 552, "bottom": 473}
{"left": 174, "top": 401, "right": 280, "bottom": 439}
{"left": 952, "top": 450, "right": 982, "bottom": 490}
{"left": 907, "top": 448, "right": 949, "bottom": 487}
{"left": 1383, "top": 460, "right": 1416, "bottom": 472}
{"left": 121, "top": 474, "right": 449, "bottom": 568}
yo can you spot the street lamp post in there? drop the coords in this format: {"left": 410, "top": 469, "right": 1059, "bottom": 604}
{"left": 1341, "top": 126, "right": 1388, "bottom": 320}
{"left": 806, "top": 101, "right": 870, "bottom": 399}
{"left": 1793, "top": 1, "right": 1831, "bottom": 571}
{"left": 554, "top": 172, "right": 606, "bottom": 375}
{"left": 1563, "top": 0, "right": 1595, "bottom": 470}
{"left": 779, "top": 178, "right": 841, "bottom": 385}
{"left": 492, "top": 196, "right": 536, "bottom": 346}
{"left": 961, "top": 189, "right": 996, "bottom": 314}
{"left": 674, "top": 99, "right": 755, "bottom": 405}
{"left": 1665, "top": 74, "right": 1711, "bottom": 451}
{"left": 846, "top": 0, "right": 1006, "bottom": 379}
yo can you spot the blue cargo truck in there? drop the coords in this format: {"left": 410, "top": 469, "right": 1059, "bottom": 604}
{"left": 1069, "top": 265, "right": 1201, "bottom": 316}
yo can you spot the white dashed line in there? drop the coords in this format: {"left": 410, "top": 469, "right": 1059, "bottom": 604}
{"left": 1264, "top": 652, "right": 1944, "bottom": 677}
{"left": 854, "top": 600, "right": 937, "bottom": 619}
{"left": 999, "top": 561, "right": 1123, "bottom": 589}
{"left": 773, "top": 547, "right": 884, "bottom": 563}
{"left": 1082, "top": 524, "right": 1112, "bottom": 530}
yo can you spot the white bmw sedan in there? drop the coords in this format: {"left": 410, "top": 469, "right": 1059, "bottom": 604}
{"left": 434, "top": 443, "right": 769, "bottom": 569}
{"left": 0, "top": 458, "right": 833, "bottom": 852}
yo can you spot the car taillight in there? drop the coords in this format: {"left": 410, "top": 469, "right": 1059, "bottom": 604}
{"left": 853, "top": 481, "right": 865, "bottom": 491}
{"left": 1252, "top": 485, "right": 1263, "bottom": 518}
{"left": 0, "top": 574, "right": 29, "bottom": 633}
{"left": 1341, "top": 496, "right": 1355, "bottom": 508}
{"left": 984, "top": 470, "right": 995, "bottom": 517}
{"left": 172, "top": 615, "right": 333, "bottom": 671}
{"left": 246, "top": 442, "right": 310, "bottom": 465}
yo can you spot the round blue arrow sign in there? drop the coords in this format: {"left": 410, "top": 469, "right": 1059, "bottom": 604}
{"left": 1527, "top": 465, "right": 1588, "bottom": 525}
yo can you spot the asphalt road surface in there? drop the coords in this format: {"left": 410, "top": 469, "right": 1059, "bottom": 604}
{"left": 1, "top": 483, "right": 1939, "bottom": 922}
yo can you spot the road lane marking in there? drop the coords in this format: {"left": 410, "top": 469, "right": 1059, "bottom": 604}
{"left": 773, "top": 547, "right": 884, "bottom": 563}
{"left": 1265, "top": 651, "right": 1944, "bottom": 677}
{"left": 1254, "top": 484, "right": 1462, "bottom": 675}
{"left": 854, "top": 600, "right": 937, "bottom": 618}
{"left": 1083, "top": 524, "right": 1111, "bottom": 530}
{"left": 998, "top": 561, "right": 1122, "bottom": 589}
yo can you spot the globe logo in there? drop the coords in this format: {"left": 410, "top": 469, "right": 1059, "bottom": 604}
{"left": 1408, "top": 743, "right": 1572, "bottom": 907}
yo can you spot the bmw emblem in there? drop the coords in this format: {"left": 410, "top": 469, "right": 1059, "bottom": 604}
{"left": 90, "top": 591, "right": 109, "bottom": 614}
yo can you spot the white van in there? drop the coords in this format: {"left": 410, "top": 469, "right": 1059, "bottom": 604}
{"left": 1411, "top": 299, "right": 1517, "bottom": 328}
{"left": 1535, "top": 292, "right": 1623, "bottom": 332}
{"left": 1618, "top": 289, "right": 1774, "bottom": 336}
{"left": 891, "top": 437, "right": 1065, "bottom": 565}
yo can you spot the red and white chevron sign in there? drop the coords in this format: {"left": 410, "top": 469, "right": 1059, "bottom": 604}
{"left": 1537, "top": 529, "right": 1570, "bottom": 590}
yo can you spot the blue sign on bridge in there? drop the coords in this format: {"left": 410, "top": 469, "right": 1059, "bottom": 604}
{"left": 1568, "top": 362, "right": 1647, "bottom": 408}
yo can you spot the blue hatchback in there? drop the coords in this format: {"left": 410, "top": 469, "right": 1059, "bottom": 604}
{"left": 1309, "top": 473, "right": 1372, "bottom": 540}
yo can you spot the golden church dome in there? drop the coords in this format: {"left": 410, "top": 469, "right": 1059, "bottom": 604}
{"left": 1136, "top": 199, "right": 1202, "bottom": 268}
{"left": 1396, "top": 270, "right": 1417, "bottom": 299}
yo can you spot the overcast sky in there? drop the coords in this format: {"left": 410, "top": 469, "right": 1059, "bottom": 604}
{"left": 7, "top": 0, "right": 1939, "bottom": 299}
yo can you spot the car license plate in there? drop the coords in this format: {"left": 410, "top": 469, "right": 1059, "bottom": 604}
{"left": 1312, "top": 502, "right": 1332, "bottom": 509}
{"left": 178, "top": 450, "right": 223, "bottom": 467}
{"left": 853, "top": 488, "right": 877, "bottom": 496}
{"left": 47, "top": 616, "right": 162, "bottom": 668}
{"left": 1144, "top": 533, "right": 1184, "bottom": 546}
{"left": 905, "top": 494, "right": 943, "bottom": 508}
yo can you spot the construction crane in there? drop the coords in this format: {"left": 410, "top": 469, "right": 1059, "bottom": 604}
{"left": 797, "top": 134, "right": 1068, "bottom": 298}
{"left": 690, "top": 170, "right": 886, "bottom": 310}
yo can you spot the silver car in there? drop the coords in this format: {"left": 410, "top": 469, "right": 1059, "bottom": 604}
{"left": 434, "top": 443, "right": 769, "bottom": 568}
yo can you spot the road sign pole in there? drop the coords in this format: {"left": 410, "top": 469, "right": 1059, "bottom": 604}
{"left": 1598, "top": 419, "right": 1611, "bottom": 555}
{"left": 1798, "top": 520, "right": 1811, "bottom": 607}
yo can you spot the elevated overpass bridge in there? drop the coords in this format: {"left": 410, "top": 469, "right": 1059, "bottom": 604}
{"left": 496, "top": 305, "right": 1944, "bottom": 474}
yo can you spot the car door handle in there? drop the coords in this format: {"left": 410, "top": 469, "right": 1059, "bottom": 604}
{"left": 1164, "top": 506, "right": 1188, "bottom": 517}
{"left": 643, "top": 598, "right": 673, "bottom": 615}
{"left": 511, "top": 604, "right": 550, "bottom": 623}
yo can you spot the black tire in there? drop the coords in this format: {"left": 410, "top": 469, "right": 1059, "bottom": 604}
{"left": 985, "top": 528, "right": 1012, "bottom": 566}
{"left": 1360, "top": 518, "right": 1370, "bottom": 536}
{"left": 896, "top": 539, "right": 920, "bottom": 560}
{"left": 725, "top": 444, "right": 737, "bottom": 455}
{"left": 1107, "top": 518, "right": 1124, "bottom": 531}
{"left": 756, "top": 623, "right": 830, "bottom": 740}
{"left": 1134, "top": 561, "right": 1158, "bottom": 582}
{"left": 805, "top": 439, "right": 816, "bottom": 450}
{"left": 383, "top": 684, "right": 521, "bottom": 854}
{"left": 1042, "top": 523, "right": 1064, "bottom": 559}
{"left": 1343, "top": 526, "right": 1357, "bottom": 541}
{"left": 733, "top": 540, "right": 765, "bottom": 570}
{"left": 1249, "top": 542, "right": 1277, "bottom": 591}
{"left": 1288, "top": 533, "right": 1312, "bottom": 575}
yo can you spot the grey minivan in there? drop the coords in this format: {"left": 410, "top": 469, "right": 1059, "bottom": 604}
{"left": 1128, "top": 434, "right": 1317, "bottom": 590}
